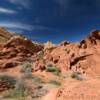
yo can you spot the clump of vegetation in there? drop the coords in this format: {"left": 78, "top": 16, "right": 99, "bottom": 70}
{"left": 32, "top": 75, "right": 45, "bottom": 84}
{"left": 2, "top": 89, "right": 27, "bottom": 100}
{"left": 0, "top": 75, "right": 16, "bottom": 88}
{"left": 64, "top": 48, "right": 70, "bottom": 53}
{"left": 38, "top": 50, "right": 44, "bottom": 59}
{"left": 15, "top": 77, "right": 26, "bottom": 92}
{"left": 69, "top": 71, "right": 83, "bottom": 80}
{"left": 48, "top": 80, "right": 61, "bottom": 86}
{"left": 46, "top": 64, "right": 61, "bottom": 76}
{"left": 20, "top": 62, "right": 32, "bottom": 73}
{"left": 3, "top": 77, "right": 28, "bottom": 100}
{"left": 20, "top": 61, "right": 33, "bottom": 79}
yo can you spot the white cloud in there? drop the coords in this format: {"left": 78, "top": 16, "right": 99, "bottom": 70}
{"left": 0, "top": 21, "right": 50, "bottom": 31}
{"left": 8, "top": 0, "right": 31, "bottom": 9}
{"left": 0, "top": 22, "right": 33, "bottom": 31}
{"left": 0, "top": 7, "right": 17, "bottom": 14}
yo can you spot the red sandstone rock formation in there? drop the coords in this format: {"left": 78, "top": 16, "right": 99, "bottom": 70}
{"left": 0, "top": 28, "right": 100, "bottom": 100}
{"left": 32, "top": 30, "right": 100, "bottom": 77}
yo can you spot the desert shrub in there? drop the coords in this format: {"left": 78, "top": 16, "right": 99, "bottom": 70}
{"left": 1, "top": 76, "right": 27, "bottom": 100}
{"left": 38, "top": 50, "right": 44, "bottom": 59}
{"left": 20, "top": 62, "right": 32, "bottom": 73}
{"left": 46, "top": 64, "right": 61, "bottom": 76}
{"left": 70, "top": 71, "right": 83, "bottom": 80}
{"left": 48, "top": 80, "right": 61, "bottom": 86}
{"left": 64, "top": 48, "right": 70, "bottom": 53}
{"left": 20, "top": 62, "right": 33, "bottom": 79}
{"left": 15, "top": 77, "right": 26, "bottom": 92}
{"left": 0, "top": 75, "right": 16, "bottom": 87}
{"left": 3, "top": 89, "right": 27, "bottom": 100}
{"left": 32, "top": 75, "right": 45, "bottom": 84}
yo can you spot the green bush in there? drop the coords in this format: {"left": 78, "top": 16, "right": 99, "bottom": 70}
{"left": 46, "top": 65, "right": 61, "bottom": 76}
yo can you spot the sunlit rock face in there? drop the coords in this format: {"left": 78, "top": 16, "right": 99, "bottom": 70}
{"left": 0, "top": 29, "right": 100, "bottom": 100}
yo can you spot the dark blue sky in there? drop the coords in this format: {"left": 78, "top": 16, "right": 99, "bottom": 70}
{"left": 0, "top": 0, "right": 100, "bottom": 43}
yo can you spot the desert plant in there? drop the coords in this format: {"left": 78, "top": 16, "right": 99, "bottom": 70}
{"left": 20, "top": 62, "right": 32, "bottom": 73}
{"left": 70, "top": 71, "right": 83, "bottom": 80}
{"left": 32, "top": 75, "right": 44, "bottom": 83}
{"left": 64, "top": 48, "right": 70, "bottom": 53}
{"left": 5, "top": 76, "right": 34, "bottom": 100}
{"left": 46, "top": 64, "right": 61, "bottom": 76}
{"left": 20, "top": 62, "right": 33, "bottom": 79}
{"left": 3, "top": 89, "right": 27, "bottom": 100}
{"left": 15, "top": 77, "right": 26, "bottom": 92}
{"left": 48, "top": 80, "right": 61, "bottom": 86}
{"left": 38, "top": 50, "right": 44, "bottom": 59}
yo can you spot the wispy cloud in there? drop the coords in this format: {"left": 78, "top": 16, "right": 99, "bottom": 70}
{"left": 0, "top": 21, "right": 51, "bottom": 32}
{"left": 8, "top": 0, "right": 32, "bottom": 9}
{"left": 0, "top": 7, "right": 17, "bottom": 14}
{"left": 0, "top": 22, "right": 33, "bottom": 31}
